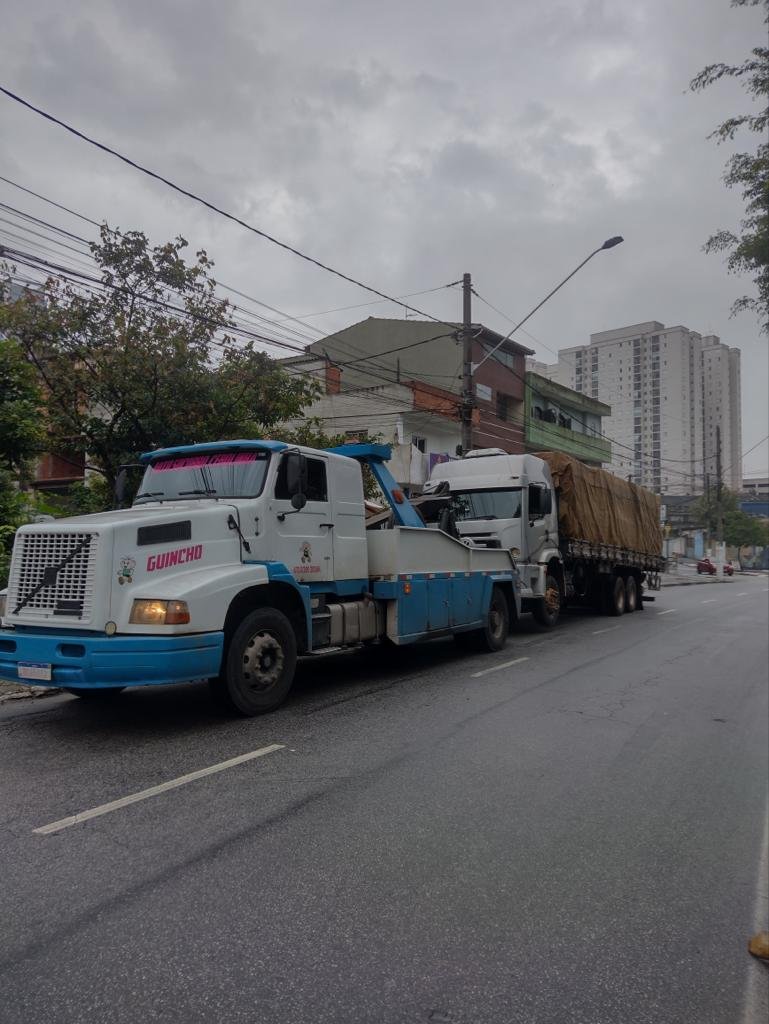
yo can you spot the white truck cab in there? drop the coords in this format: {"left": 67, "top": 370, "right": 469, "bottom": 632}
{"left": 424, "top": 449, "right": 564, "bottom": 626}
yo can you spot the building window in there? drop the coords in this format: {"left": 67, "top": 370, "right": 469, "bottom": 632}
{"left": 497, "top": 393, "right": 510, "bottom": 421}
{"left": 411, "top": 436, "right": 426, "bottom": 453}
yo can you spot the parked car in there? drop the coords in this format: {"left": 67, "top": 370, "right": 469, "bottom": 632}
{"left": 697, "top": 557, "right": 733, "bottom": 576}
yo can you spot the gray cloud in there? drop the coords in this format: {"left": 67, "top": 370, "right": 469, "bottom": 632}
{"left": 1, "top": 0, "right": 766, "bottom": 472}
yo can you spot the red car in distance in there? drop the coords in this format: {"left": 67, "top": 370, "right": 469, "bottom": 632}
{"left": 697, "top": 557, "right": 734, "bottom": 576}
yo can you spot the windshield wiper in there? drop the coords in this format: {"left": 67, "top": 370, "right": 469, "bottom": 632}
{"left": 135, "top": 491, "right": 164, "bottom": 500}
{"left": 179, "top": 488, "right": 217, "bottom": 496}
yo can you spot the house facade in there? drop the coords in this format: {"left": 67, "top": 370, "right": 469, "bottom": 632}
{"left": 281, "top": 317, "right": 533, "bottom": 490}
{"left": 524, "top": 371, "right": 611, "bottom": 466}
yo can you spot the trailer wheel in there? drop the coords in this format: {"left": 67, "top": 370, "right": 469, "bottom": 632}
{"left": 532, "top": 574, "right": 562, "bottom": 629}
{"left": 65, "top": 687, "right": 125, "bottom": 699}
{"left": 607, "top": 575, "right": 626, "bottom": 616}
{"left": 625, "top": 576, "right": 638, "bottom": 612}
{"left": 215, "top": 607, "right": 297, "bottom": 716}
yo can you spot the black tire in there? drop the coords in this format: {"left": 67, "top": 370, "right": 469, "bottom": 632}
{"left": 607, "top": 575, "right": 626, "bottom": 616}
{"left": 214, "top": 607, "right": 297, "bottom": 716}
{"left": 625, "top": 576, "right": 638, "bottom": 613}
{"left": 65, "top": 687, "right": 125, "bottom": 698}
{"left": 456, "top": 586, "right": 509, "bottom": 653}
{"left": 532, "top": 573, "right": 562, "bottom": 629}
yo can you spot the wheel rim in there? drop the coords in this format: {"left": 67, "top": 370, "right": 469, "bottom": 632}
{"left": 489, "top": 601, "right": 505, "bottom": 640}
{"left": 615, "top": 583, "right": 625, "bottom": 614}
{"left": 241, "top": 630, "right": 285, "bottom": 693}
{"left": 544, "top": 583, "right": 560, "bottom": 614}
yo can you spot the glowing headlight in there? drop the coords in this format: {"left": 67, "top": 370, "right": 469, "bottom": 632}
{"left": 0, "top": 592, "right": 7, "bottom": 619}
{"left": 129, "top": 599, "right": 190, "bottom": 625}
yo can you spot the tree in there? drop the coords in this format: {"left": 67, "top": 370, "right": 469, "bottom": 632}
{"left": 690, "top": 0, "right": 769, "bottom": 332}
{"left": 0, "top": 335, "right": 45, "bottom": 586}
{"left": 0, "top": 227, "right": 319, "bottom": 494}
{"left": 0, "top": 335, "right": 45, "bottom": 474}
{"left": 724, "top": 506, "right": 769, "bottom": 547}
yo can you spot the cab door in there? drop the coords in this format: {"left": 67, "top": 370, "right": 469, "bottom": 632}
{"left": 271, "top": 453, "right": 334, "bottom": 582}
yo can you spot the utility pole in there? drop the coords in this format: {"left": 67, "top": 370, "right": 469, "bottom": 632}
{"left": 456, "top": 236, "right": 623, "bottom": 457}
{"left": 715, "top": 425, "right": 723, "bottom": 544}
{"left": 460, "top": 272, "right": 474, "bottom": 455}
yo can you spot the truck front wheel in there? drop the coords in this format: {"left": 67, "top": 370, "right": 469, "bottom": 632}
{"left": 532, "top": 574, "right": 562, "bottom": 629}
{"left": 625, "top": 576, "right": 638, "bottom": 612}
{"left": 216, "top": 607, "right": 297, "bottom": 716}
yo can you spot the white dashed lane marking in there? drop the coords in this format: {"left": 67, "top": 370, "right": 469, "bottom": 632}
{"left": 592, "top": 627, "right": 620, "bottom": 635}
{"left": 657, "top": 609, "right": 677, "bottom": 616}
{"left": 471, "top": 656, "right": 529, "bottom": 679}
{"left": 33, "top": 744, "right": 285, "bottom": 835}
{"left": 701, "top": 599, "right": 717, "bottom": 604}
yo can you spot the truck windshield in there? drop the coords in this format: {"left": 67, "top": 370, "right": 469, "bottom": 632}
{"left": 451, "top": 488, "right": 522, "bottom": 521}
{"left": 134, "top": 451, "right": 271, "bottom": 503}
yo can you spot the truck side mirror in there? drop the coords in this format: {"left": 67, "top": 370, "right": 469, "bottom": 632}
{"left": 291, "top": 492, "right": 307, "bottom": 511}
{"left": 114, "top": 468, "right": 129, "bottom": 507}
{"left": 528, "top": 484, "right": 552, "bottom": 519}
{"left": 285, "top": 452, "right": 307, "bottom": 501}
{"left": 114, "top": 464, "right": 143, "bottom": 509}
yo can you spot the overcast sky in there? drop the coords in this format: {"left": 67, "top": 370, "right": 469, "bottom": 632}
{"left": 1, "top": 0, "right": 766, "bottom": 476}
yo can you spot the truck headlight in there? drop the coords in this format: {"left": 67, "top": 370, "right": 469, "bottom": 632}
{"left": 0, "top": 592, "right": 6, "bottom": 619}
{"left": 129, "top": 599, "right": 190, "bottom": 625}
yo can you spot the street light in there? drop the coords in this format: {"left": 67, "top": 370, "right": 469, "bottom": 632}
{"left": 470, "top": 236, "right": 624, "bottom": 375}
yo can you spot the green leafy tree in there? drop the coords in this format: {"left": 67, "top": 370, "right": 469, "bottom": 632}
{"left": 690, "top": 0, "right": 769, "bottom": 331}
{"left": 0, "top": 335, "right": 46, "bottom": 586}
{"left": 0, "top": 335, "right": 45, "bottom": 473}
{"left": 0, "top": 227, "right": 319, "bottom": 498}
{"left": 724, "top": 507, "right": 769, "bottom": 549}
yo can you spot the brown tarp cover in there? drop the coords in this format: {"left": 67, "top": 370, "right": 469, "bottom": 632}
{"left": 537, "top": 452, "right": 662, "bottom": 556}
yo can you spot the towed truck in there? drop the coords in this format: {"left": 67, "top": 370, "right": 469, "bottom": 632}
{"left": 0, "top": 442, "right": 520, "bottom": 715}
{"left": 422, "top": 449, "right": 664, "bottom": 625}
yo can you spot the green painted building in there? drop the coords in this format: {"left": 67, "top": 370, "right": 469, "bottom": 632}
{"left": 525, "top": 371, "right": 612, "bottom": 466}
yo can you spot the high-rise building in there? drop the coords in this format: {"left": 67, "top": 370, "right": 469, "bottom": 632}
{"left": 531, "top": 320, "right": 741, "bottom": 495}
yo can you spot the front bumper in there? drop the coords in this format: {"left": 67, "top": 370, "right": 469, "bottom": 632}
{"left": 0, "top": 628, "right": 224, "bottom": 689}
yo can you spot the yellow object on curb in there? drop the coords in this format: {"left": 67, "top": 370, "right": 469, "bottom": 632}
{"left": 748, "top": 932, "right": 769, "bottom": 960}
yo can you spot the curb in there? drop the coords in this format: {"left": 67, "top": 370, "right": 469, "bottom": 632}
{"left": 0, "top": 683, "right": 61, "bottom": 704}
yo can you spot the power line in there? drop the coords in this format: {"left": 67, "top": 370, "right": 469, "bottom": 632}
{"left": 0, "top": 176, "right": 466, "bottom": 367}
{"left": 0, "top": 85, "right": 461, "bottom": 330}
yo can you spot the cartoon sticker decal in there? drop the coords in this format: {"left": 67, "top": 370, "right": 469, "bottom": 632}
{"left": 293, "top": 540, "right": 320, "bottom": 574}
{"left": 117, "top": 556, "right": 136, "bottom": 586}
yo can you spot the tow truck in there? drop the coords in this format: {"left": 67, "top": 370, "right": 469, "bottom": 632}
{"left": 0, "top": 442, "right": 520, "bottom": 714}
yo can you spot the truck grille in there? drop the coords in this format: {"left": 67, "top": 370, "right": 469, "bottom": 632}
{"left": 7, "top": 531, "right": 99, "bottom": 621}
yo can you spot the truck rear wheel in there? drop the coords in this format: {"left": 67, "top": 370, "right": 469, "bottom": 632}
{"left": 625, "top": 576, "right": 638, "bottom": 612}
{"left": 215, "top": 607, "right": 297, "bottom": 716}
{"left": 456, "top": 586, "right": 509, "bottom": 653}
{"left": 607, "top": 575, "right": 626, "bottom": 616}
{"left": 532, "top": 574, "right": 561, "bottom": 629}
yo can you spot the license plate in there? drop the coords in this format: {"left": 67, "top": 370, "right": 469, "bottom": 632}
{"left": 18, "top": 662, "right": 52, "bottom": 681}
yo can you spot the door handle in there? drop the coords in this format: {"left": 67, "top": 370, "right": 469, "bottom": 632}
{"left": 319, "top": 522, "right": 335, "bottom": 529}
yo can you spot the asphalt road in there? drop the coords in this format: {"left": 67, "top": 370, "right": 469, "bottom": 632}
{"left": 1, "top": 578, "right": 767, "bottom": 1024}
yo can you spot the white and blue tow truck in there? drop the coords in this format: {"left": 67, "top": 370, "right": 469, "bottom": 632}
{"left": 0, "top": 442, "right": 520, "bottom": 714}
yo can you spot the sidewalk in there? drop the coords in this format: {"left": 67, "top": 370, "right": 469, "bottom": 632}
{"left": 0, "top": 681, "right": 58, "bottom": 703}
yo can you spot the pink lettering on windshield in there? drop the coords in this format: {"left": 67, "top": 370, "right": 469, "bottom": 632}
{"left": 152, "top": 452, "right": 264, "bottom": 472}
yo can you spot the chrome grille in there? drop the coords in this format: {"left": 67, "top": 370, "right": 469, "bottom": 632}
{"left": 7, "top": 531, "right": 99, "bottom": 621}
